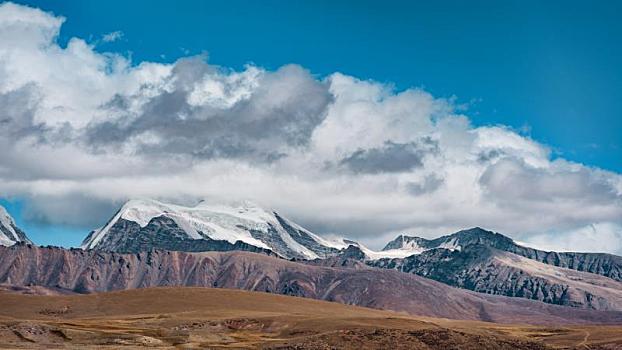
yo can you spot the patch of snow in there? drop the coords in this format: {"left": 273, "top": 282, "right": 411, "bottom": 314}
{"left": 0, "top": 205, "right": 19, "bottom": 246}
{"left": 0, "top": 234, "right": 14, "bottom": 247}
{"left": 401, "top": 240, "right": 424, "bottom": 251}
{"left": 351, "top": 242, "right": 424, "bottom": 260}
{"left": 437, "top": 237, "right": 461, "bottom": 251}
{"left": 317, "top": 236, "right": 352, "bottom": 250}
{"left": 276, "top": 214, "right": 350, "bottom": 252}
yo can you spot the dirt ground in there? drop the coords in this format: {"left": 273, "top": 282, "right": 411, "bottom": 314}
{"left": 0, "top": 287, "right": 620, "bottom": 349}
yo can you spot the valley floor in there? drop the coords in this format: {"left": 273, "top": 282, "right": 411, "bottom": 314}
{"left": 0, "top": 287, "right": 620, "bottom": 349}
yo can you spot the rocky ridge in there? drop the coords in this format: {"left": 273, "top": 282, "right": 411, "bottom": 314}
{"left": 1, "top": 243, "right": 621, "bottom": 325}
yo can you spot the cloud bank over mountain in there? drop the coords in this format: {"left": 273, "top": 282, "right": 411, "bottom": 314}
{"left": 0, "top": 2, "right": 620, "bottom": 251}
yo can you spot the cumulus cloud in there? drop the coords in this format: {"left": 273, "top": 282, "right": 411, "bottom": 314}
{"left": 0, "top": 2, "right": 621, "bottom": 252}
{"left": 521, "top": 223, "right": 622, "bottom": 254}
{"left": 407, "top": 175, "right": 444, "bottom": 196}
{"left": 339, "top": 138, "right": 438, "bottom": 174}
{"left": 85, "top": 59, "right": 332, "bottom": 161}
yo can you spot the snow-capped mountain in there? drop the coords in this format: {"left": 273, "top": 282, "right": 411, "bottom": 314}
{"left": 82, "top": 199, "right": 494, "bottom": 260}
{"left": 363, "top": 227, "right": 622, "bottom": 309}
{"left": 381, "top": 227, "right": 499, "bottom": 253}
{"left": 81, "top": 199, "right": 351, "bottom": 259}
{"left": 0, "top": 205, "right": 31, "bottom": 246}
{"left": 4, "top": 244, "right": 622, "bottom": 324}
{"left": 350, "top": 229, "right": 467, "bottom": 260}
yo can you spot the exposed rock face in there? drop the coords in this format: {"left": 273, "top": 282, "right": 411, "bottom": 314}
{"left": 383, "top": 235, "right": 432, "bottom": 251}
{"left": 82, "top": 217, "right": 277, "bottom": 257}
{"left": 371, "top": 244, "right": 622, "bottom": 311}
{"left": 0, "top": 205, "right": 31, "bottom": 247}
{"left": 505, "top": 244, "right": 622, "bottom": 282}
{"left": 1, "top": 244, "right": 621, "bottom": 325}
{"left": 384, "top": 227, "right": 622, "bottom": 282}
{"left": 82, "top": 199, "right": 346, "bottom": 260}
{"left": 306, "top": 245, "right": 369, "bottom": 269}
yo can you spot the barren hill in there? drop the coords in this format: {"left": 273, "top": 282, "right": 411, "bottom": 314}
{"left": 1, "top": 244, "right": 622, "bottom": 325}
{"left": 1, "top": 287, "right": 621, "bottom": 349}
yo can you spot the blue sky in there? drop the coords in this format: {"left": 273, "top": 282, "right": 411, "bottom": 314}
{"left": 18, "top": 0, "right": 622, "bottom": 172}
{"left": 0, "top": 199, "right": 87, "bottom": 246}
{"left": 1, "top": 1, "right": 621, "bottom": 250}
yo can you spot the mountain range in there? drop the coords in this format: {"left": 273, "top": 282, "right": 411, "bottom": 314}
{"left": 2, "top": 199, "right": 622, "bottom": 323}
{"left": 370, "top": 238, "right": 622, "bottom": 310}
{"left": 378, "top": 228, "right": 622, "bottom": 281}
{"left": 2, "top": 244, "right": 622, "bottom": 325}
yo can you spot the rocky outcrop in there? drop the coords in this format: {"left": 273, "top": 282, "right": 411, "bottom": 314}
{"left": 506, "top": 244, "right": 622, "bottom": 282}
{"left": 1, "top": 244, "right": 622, "bottom": 325}
{"left": 386, "top": 227, "right": 622, "bottom": 282}
{"left": 371, "top": 244, "right": 622, "bottom": 311}
{"left": 382, "top": 235, "right": 431, "bottom": 251}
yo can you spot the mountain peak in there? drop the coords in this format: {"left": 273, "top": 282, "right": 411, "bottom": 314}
{"left": 0, "top": 205, "right": 31, "bottom": 246}
{"left": 423, "top": 227, "right": 516, "bottom": 252}
{"left": 81, "top": 198, "right": 350, "bottom": 260}
{"left": 456, "top": 226, "right": 494, "bottom": 235}
{"left": 380, "top": 227, "right": 518, "bottom": 257}
{"left": 451, "top": 227, "right": 512, "bottom": 242}
{"left": 382, "top": 234, "right": 428, "bottom": 251}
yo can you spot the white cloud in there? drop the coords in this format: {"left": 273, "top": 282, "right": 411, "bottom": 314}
{"left": 523, "top": 223, "right": 622, "bottom": 255}
{"left": 0, "top": 2, "right": 621, "bottom": 252}
{"left": 101, "top": 30, "right": 123, "bottom": 43}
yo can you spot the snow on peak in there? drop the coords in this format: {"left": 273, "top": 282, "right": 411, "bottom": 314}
{"left": 377, "top": 234, "right": 428, "bottom": 258}
{"left": 83, "top": 198, "right": 272, "bottom": 250}
{"left": 373, "top": 227, "right": 534, "bottom": 260}
{"left": 369, "top": 233, "right": 468, "bottom": 260}
{"left": 384, "top": 235, "right": 426, "bottom": 249}
{"left": 0, "top": 205, "right": 22, "bottom": 246}
{"left": 81, "top": 198, "right": 347, "bottom": 260}
{"left": 82, "top": 200, "right": 527, "bottom": 261}
{"left": 0, "top": 206, "right": 16, "bottom": 231}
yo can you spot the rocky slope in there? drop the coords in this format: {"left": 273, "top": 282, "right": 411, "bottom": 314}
{"left": 82, "top": 199, "right": 351, "bottom": 259}
{"left": 0, "top": 205, "right": 31, "bottom": 247}
{"left": 383, "top": 227, "right": 622, "bottom": 281}
{"left": 371, "top": 244, "right": 622, "bottom": 311}
{"left": 1, "top": 244, "right": 621, "bottom": 325}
